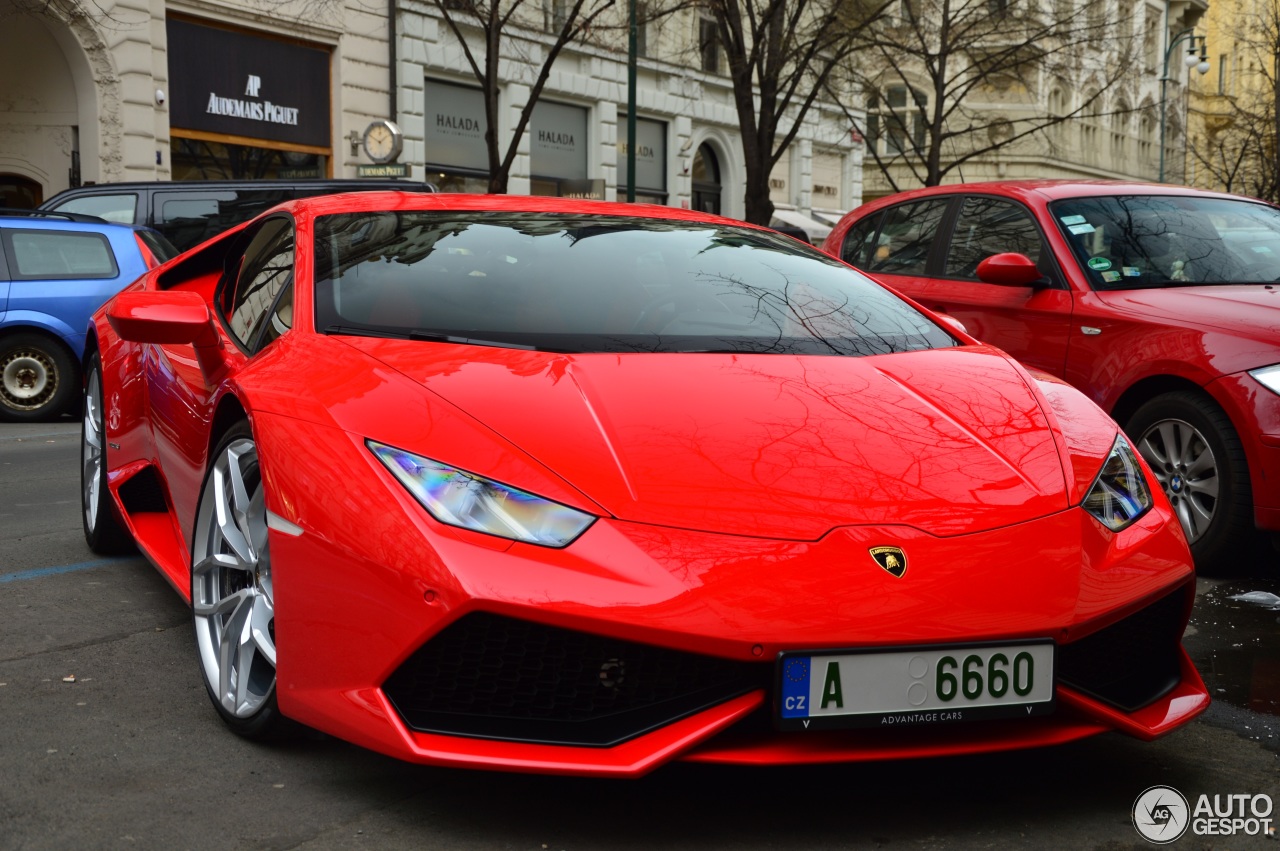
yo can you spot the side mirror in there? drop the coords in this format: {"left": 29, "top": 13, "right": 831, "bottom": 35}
{"left": 107, "top": 291, "right": 216, "bottom": 346}
{"left": 935, "top": 313, "right": 969, "bottom": 337}
{"left": 976, "top": 253, "right": 1046, "bottom": 287}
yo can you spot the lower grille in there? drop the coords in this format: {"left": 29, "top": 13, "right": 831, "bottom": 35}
{"left": 1057, "top": 586, "right": 1188, "bottom": 711}
{"left": 383, "top": 612, "right": 765, "bottom": 747}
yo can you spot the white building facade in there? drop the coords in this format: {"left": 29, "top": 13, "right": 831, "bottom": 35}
{"left": 0, "top": 0, "right": 862, "bottom": 230}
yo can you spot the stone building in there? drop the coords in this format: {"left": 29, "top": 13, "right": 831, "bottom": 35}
{"left": 0, "top": 0, "right": 861, "bottom": 232}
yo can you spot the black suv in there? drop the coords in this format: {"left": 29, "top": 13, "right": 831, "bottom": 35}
{"left": 41, "top": 179, "right": 436, "bottom": 253}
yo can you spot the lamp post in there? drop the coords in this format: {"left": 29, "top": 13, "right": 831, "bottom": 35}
{"left": 1158, "top": 28, "right": 1210, "bottom": 183}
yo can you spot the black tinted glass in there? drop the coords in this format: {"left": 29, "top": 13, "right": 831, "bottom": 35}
{"left": 945, "top": 197, "right": 1046, "bottom": 278}
{"left": 314, "top": 212, "right": 955, "bottom": 356}
{"left": 866, "top": 199, "right": 949, "bottom": 275}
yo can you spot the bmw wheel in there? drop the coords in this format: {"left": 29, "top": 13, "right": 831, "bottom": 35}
{"left": 1128, "top": 391, "right": 1253, "bottom": 574}
{"left": 81, "top": 352, "right": 133, "bottom": 554}
{"left": 0, "top": 332, "right": 78, "bottom": 422}
{"left": 192, "top": 422, "right": 284, "bottom": 738}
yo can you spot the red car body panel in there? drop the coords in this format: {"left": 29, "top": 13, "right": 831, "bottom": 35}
{"left": 87, "top": 193, "right": 1208, "bottom": 776}
{"left": 824, "top": 181, "right": 1280, "bottom": 533}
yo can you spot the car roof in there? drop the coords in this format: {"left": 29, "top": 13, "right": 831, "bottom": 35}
{"left": 43, "top": 178, "right": 436, "bottom": 194}
{"left": 281, "top": 191, "right": 765, "bottom": 229}
{"left": 858, "top": 180, "right": 1267, "bottom": 210}
{"left": 0, "top": 210, "right": 151, "bottom": 233}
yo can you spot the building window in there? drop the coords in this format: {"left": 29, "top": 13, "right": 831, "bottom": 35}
{"left": 866, "top": 85, "right": 926, "bottom": 156}
{"left": 699, "top": 18, "right": 719, "bottom": 73}
{"left": 988, "top": 0, "right": 1011, "bottom": 16}
{"left": 547, "top": 0, "right": 569, "bottom": 32}
{"left": 635, "top": 2, "right": 648, "bottom": 57}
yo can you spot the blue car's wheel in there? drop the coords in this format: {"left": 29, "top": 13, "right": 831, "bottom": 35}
{"left": 0, "top": 332, "right": 78, "bottom": 421}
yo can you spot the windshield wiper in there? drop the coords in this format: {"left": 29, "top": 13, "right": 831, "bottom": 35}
{"left": 408, "top": 330, "right": 539, "bottom": 350}
{"left": 324, "top": 324, "right": 411, "bottom": 340}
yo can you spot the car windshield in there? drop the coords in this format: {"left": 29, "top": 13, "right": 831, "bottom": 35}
{"left": 312, "top": 212, "right": 955, "bottom": 355}
{"left": 1050, "top": 195, "right": 1280, "bottom": 289}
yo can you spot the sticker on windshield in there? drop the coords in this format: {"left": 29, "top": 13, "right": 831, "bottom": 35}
{"left": 1068, "top": 223, "right": 1096, "bottom": 235}
{"left": 1087, "top": 257, "right": 1112, "bottom": 271}
{"left": 1122, "top": 266, "right": 1141, "bottom": 276}
{"left": 1252, "top": 245, "right": 1274, "bottom": 254}
{"left": 1060, "top": 215, "right": 1087, "bottom": 225}
{"left": 1100, "top": 270, "right": 1121, "bottom": 282}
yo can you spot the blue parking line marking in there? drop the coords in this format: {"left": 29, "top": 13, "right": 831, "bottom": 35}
{"left": 0, "top": 557, "right": 133, "bottom": 584}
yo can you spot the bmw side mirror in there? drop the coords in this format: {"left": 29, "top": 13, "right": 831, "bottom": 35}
{"left": 976, "top": 253, "right": 1047, "bottom": 287}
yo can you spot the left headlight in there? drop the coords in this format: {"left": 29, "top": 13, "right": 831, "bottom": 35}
{"left": 1081, "top": 435, "right": 1153, "bottom": 532}
{"left": 369, "top": 441, "right": 595, "bottom": 547}
{"left": 1249, "top": 364, "right": 1280, "bottom": 396}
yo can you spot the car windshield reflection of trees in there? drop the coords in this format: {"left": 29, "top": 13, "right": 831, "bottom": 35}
{"left": 312, "top": 212, "right": 955, "bottom": 356}
{"left": 1051, "top": 196, "right": 1280, "bottom": 290}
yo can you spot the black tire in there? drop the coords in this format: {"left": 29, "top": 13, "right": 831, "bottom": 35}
{"left": 1126, "top": 391, "right": 1254, "bottom": 573}
{"left": 81, "top": 352, "right": 134, "bottom": 555}
{"left": 191, "top": 421, "right": 289, "bottom": 739}
{"left": 0, "top": 332, "right": 79, "bottom": 422}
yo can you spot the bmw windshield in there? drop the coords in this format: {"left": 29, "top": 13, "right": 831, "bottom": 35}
{"left": 1050, "top": 195, "right": 1280, "bottom": 289}
{"left": 312, "top": 212, "right": 955, "bottom": 355}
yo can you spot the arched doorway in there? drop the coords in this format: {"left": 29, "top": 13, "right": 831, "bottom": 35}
{"left": 0, "top": 175, "right": 43, "bottom": 208}
{"left": 691, "top": 143, "right": 722, "bottom": 215}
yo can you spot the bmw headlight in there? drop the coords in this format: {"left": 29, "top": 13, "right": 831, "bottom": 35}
{"left": 369, "top": 441, "right": 595, "bottom": 547}
{"left": 1082, "top": 435, "right": 1153, "bottom": 532}
{"left": 1250, "top": 364, "right": 1280, "bottom": 396}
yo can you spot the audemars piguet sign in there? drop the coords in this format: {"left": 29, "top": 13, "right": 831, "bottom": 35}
{"left": 167, "top": 19, "right": 331, "bottom": 148}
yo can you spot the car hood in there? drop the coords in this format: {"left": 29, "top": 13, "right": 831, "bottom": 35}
{"left": 1099, "top": 285, "right": 1280, "bottom": 342}
{"left": 340, "top": 340, "right": 1069, "bottom": 540}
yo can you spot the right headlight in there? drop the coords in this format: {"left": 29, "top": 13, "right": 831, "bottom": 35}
{"left": 1082, "top": 435, "right": 1153, "bottom": 532}
{"left": 1249, "top": 364, "right": 1280, "bottom": 396}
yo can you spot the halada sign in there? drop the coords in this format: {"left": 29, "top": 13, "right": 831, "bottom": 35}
{"left": 168, "top": 19, "right": 331, "bottom": 148}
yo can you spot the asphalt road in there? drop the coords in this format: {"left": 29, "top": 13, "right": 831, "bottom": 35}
{"left": 3, "top": 420, "right": 1280, "bottom": 851}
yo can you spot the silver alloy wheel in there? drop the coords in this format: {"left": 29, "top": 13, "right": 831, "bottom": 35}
{"left": 1, "top": 347, "right": 55, "bottom": 410}
{"left": 193, "top": 437, "right": 276, "bottom": 719}
{"left": 1136, "top": 417, "right": 1218, "bottom": 543}
{"left": 82, "top": 366, "right": 104, "bottom": 533}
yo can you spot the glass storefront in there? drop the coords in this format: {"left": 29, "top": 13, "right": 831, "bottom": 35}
{"left": 617, "top": 116, "right": 667, "bottom": 204}
{"left": 166, "top": 18, "right": 333, "bottom": 180}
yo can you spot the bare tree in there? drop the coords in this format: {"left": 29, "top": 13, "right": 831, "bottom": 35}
{"left": 433, "top": 0, "right": 617, "bottom": 193}
{"left": 699, "top": 0, "right": 886, "bottom": 225}
{"left": 848, "top": 0, "right": 1141, "bottom": 191}
{"left": 1188, "top": 1, "right": 1280, "bottom": 202}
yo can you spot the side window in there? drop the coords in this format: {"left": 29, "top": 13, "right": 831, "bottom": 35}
{"left": 840, "top": 213, "right": 883, "bottom": 268}
{"left": 50, "top": 193, "right": 139, "bottom": 225}
{"left": 944, "top": 197, "right": 1047, "bottom": 279}
{"left": 2, "top": 229, "right": 118, "bottom": 280}
{"left": 157, "top": 189, "right": 291, "bottom": 252}
{"left": 866, "top": 199, "right": 949, "bottom": 275}
{"left": 224, "top": 217, "right": 295, "bottom": 351}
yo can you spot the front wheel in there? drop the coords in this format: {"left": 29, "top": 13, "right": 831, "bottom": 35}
{"left": 191, "top": 422, "right": 286, "bottom": 739}
{"left": 0, "top": 333, "right": 78, "bottom": 421}
{"left": 1127, "top": 391, "right": 1253, "bottom": 573}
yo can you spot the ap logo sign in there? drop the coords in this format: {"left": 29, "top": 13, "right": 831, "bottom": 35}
{"left": 1133, "top": 785, "right": 1190, "bottom": 843}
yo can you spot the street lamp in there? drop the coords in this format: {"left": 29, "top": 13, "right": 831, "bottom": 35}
{"left": 1158, "top": 29, "right": 1210, "bottom": 183}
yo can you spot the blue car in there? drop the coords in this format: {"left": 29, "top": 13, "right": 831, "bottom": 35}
{"left": 0, "top": 210, "right": 177, "bottom": 421}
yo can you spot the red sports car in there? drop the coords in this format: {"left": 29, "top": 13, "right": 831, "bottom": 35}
{"left": 82, "top": 193, "right": 1207, "bottom": 776}
{"left": 824, "top": 181, "right": 1280, "bottom": 573}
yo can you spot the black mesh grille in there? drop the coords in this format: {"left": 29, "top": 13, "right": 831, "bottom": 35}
{"left": 1058, "top": 586, "right": 1188, "bottom": 712}
{"left": 383, "top": 612, "right": 766, "bottom": 746}
{"left": 118, "top": 467, "right": 167, "bottom": 514}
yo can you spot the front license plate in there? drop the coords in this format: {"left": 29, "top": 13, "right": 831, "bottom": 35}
{"left": 776, "top": 642, "right": 1054, "bottom": 731}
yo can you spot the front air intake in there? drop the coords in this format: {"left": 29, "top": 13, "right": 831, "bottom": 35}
{"left": 382, "top": 612, "right": 765, "bottom": 747}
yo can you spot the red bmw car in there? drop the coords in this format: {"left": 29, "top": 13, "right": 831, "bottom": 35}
{"left": 824, "top": 182, "right": 1280, "bottom": 573}
{"left": 82, "top": 193, "right": 1207, "bottom": 776}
